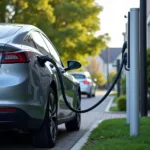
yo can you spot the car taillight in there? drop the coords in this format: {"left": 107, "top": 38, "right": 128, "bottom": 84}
{"left": 1, "top": 51, "right": 31, "bottom": 64}
{"left": 0, "top": 108, "right": 16, "bottom": 112}
{"left": 83, "top": 80, "right": 90, "bottom": 84}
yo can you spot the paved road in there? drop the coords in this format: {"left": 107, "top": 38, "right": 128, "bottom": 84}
{"left": 0, "top": 91, "right": 126, "bottom": 150}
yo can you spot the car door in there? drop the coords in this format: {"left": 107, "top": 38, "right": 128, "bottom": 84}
{"left": 40, "top": 33, "right": 75, "bottom": 119}
{"left": 23, "top": 30, "right": 53, "bottom": 107}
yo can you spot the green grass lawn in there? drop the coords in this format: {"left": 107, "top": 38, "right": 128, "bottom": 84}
{"left": 109, "top": 91, "right": 117, "bottom": 96}
{"left": 112, "top": 96, "right": 117, "bottom": 103}
{"left": 109, "top": 106, "right": 119, "bottom": 111}
{"left": 81, "top": 117, "right": 150, "bottom": 150}
{"left": 109, "top": 96, "right": 119, "bottom": 112}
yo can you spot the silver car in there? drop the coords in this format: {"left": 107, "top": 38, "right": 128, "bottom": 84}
{"left": 0, "top": 24, "right": 81, "bottom": 148}
{"left": 70, "top": 72, "right": 96, "bottom": 98}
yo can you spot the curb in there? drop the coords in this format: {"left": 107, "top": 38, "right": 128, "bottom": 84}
{"left": 105, "top": 96, "right": 114, "bottom": 112}
{"left": 70, "top": 119, "right": 103, "bottom": 150}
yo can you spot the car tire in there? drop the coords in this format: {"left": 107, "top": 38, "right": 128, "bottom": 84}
{"left": 65, "top": 92, "right": 81, "bottom": 131}
{"left": 92, "top": 93, "right": 95, "bottom": 97}
{"left": 92, "top": 90, "right": 96, "bottom": 97}
{"left": 32, "top": 88, "right": 57, "bottom": 148}
{"left": 87, "top": 90, "right": 92, "bottom": 98}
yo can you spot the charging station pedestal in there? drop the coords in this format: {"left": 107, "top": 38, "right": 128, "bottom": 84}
{"left": 129, "top": 8, "right": 140, "bottom": 136}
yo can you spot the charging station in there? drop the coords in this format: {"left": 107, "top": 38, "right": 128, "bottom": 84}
{"left": 126, "top": 0, "right": 147, "bottom": 136}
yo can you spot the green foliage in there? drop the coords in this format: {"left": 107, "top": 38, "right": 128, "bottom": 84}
{"left": 108, "top": 71, "right": 116, "bottom": 84}
{"left": 85, "top": 56, "right": 106, "bottom": 86}
{"left": 91, "top": 72, "right": 106, "bottom": 86}
{"left": 116, "top": 95, "right": 126, "bottom": 111}
{"left": 0, "top": 0, "right": 110, "bottom": 65}
{"left": 120, "top": 75, "right": 126, "bottom": 95}
{"left": 147, "top": 48, "right": 150, "bottom": 110}
{"left": 50, "top": 0, "right": 110, "bottom": 64}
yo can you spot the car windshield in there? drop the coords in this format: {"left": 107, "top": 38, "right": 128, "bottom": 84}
{"left": 72, "top": 74, "right": 86, "bottom": 79}
{"left": 0, "top": 25, "right": 21, "bottom": 39}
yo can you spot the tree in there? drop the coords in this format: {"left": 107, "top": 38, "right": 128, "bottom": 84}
{"left": 0, "top": 0, "right": 8, "bottom": 22}
{"left": 108, "top": 71, "right": 117, "bottom": 85}
{"left": 0, "top": 0, "right": 109, "bottom": 66}
{"left": 91, "top": 72, "right": 106, "bottom": 86}
{"left": 49, "top": 0, "right": 109, "bottom": 65}
{"left": 85, "top": 56, "right": 106, "bottom": 86}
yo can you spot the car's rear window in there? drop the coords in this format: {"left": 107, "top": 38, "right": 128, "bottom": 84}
{"left": 72, "top": 74, "right": 86, "bottom": 79}
{"left": 0, "top": 25, "right": 21, "bottom": 39}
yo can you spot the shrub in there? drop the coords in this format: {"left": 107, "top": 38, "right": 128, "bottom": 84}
{"left": 116, "top": 95, "right": 126, "bottom": 111}
{"left": 108, "top": 71, "right": 117, "bottom": 85}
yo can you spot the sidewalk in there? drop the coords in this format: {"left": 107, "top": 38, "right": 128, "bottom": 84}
{"left": 71, "top": 96, "right": 126, "bottom": 150}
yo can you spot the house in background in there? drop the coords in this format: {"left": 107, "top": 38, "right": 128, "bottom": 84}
{"left": 99, "top": 47, "right": 122, "bottom": 78}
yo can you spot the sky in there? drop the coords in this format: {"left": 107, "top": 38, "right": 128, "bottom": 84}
{"left": 95, "top": 0, "right": 140, "bottom": 47}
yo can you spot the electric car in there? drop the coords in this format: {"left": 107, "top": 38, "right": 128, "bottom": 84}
{"left": 70, "top": 72, "right": 96, "bottom": 97}
{"left": 0, "top": 24, "right": 81, "bottom": 148}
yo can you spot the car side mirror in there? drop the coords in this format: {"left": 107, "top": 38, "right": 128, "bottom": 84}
{"left": 65, "top": 60, "right": 81, "bottom": 71}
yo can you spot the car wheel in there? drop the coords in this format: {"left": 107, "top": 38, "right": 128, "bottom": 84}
{"left": 92, "top": 93, "right": 95, "bottom": 97}
{"left": 32, "top": 88, "right": 57, "bottom": 148}
{"left": 92, "top": 90, "right": 96, "bottom": 97}
{"left": 65, "top": 92, "right": 81, "bottom": 131}
{"left": 87, "top": 89, "right": 92, "bottom": 98}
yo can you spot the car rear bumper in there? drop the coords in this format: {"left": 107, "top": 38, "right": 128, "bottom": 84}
{"left": 0, "top": 108, "right": 43, "bottom": 131}
{"left": 80, "top": 86, "right": 91, "bottom": 94}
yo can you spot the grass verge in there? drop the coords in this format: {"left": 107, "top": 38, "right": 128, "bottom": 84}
{"left": 109, "top": 106, "right": 118, "bottom": 111}
{"left": 81, "top": 117, "right": 150, "bottom": 150}
{"left": 109, "top": 91, "right": 117, "bottom": 96}
{"left": 109, "top": 96, "right": 118, "bottom": 112}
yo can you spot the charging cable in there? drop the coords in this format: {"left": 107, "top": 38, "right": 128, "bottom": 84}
{"left": 38, "top": 42, "right": 127, "bottom": 113}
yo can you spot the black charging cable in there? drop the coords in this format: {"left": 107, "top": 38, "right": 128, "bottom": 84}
{"left": 121, "top": 41, "right": 130, "bottom": 71}
{"left": 124, "top": 53, "right": 130, "bottom": 71}
{"left": 38, "top": 50, "right": 127, "bottom": 113}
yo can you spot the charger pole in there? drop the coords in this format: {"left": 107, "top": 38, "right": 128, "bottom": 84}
{"left": 140, "top": 0, "right": 147, "bottom": 117}
{"left": 130, "top": 8, "right": 140, "bottom": 136}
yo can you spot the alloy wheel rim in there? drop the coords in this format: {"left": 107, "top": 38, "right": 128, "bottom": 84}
{"left": 49, "top": 91, "right": 57, "bottom": 141}
{"left": 49, "top": 117, "right": 57, "bottom": 141}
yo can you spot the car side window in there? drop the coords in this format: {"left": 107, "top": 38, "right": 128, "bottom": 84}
{"left": 41, "top": 34, "right": 64, "bottom": 67}
{"left": 24, "top": 34, "right": 37, "bottom": 49}
{"left": 30, "top": 31, "right": 50, "bottom": 54}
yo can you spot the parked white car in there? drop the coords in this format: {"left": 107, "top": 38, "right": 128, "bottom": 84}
{"left": 70, "top": 72, "right": 96, "bottom": 98}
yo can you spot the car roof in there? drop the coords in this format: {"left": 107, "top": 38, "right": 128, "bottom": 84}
{"left": 0, "top": 23, "right": 47, "bottom": 43}
{"left": 0, "top": 23, "right": 44, "bottom": 34}
{"left": 0, "top": 23, "right": 37, "bottom": 29}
